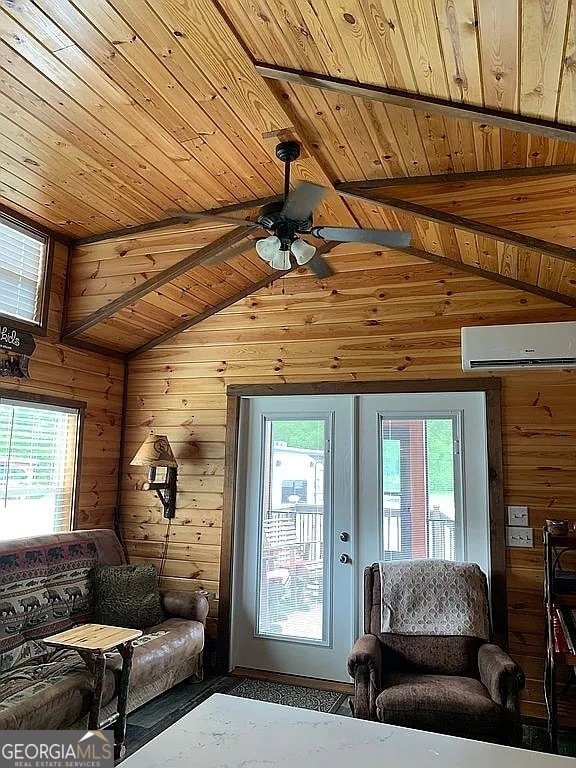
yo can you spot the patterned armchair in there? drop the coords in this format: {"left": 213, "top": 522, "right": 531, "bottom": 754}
{"left": 347, "top": 562, "right": 525, "bottom": 745}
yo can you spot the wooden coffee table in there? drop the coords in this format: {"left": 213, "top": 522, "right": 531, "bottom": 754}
{"left": 44, "top": 623, "right": 142, "bottom": 757}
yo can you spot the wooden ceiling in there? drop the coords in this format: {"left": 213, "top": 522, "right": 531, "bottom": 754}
{"left": 2, "top": 0, "right": 576, "bottom": 356}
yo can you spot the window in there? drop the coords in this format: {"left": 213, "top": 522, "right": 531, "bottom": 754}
{"left": 0, "top": 213, "right": 49, "bottom": 328}
{"left": 0, "top": 394, "right": 83, "bottom": 540}
{"left": 380, "top": 417, "right": 459, "bottom": 561}
{"left": 281, "top": 479, "right": 308, "bottom": 504}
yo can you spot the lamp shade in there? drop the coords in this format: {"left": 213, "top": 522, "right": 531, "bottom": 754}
{"left": 255, "top": 235, "right": 281, "bottom": 263}
{"left": 130, "top": 434, "right": 178, "bottom": 468}
{"left": 270, "top": 250, "right": 291, "bottom": 271}
{"left": 290, "top": 238, "right": 316, "bottom": 265}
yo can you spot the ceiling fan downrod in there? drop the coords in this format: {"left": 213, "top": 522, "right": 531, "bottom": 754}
{"left": 275, "top": 140, "right": 301, "bottom": 202}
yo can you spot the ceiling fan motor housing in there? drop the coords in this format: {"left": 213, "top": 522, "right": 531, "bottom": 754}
{"left": 257, "top": 201, "right": 312, "bottom": 234}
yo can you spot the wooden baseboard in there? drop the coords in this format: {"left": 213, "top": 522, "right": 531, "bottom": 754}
{"left": 230, "top": 667, "right": 354, "bottom": 694}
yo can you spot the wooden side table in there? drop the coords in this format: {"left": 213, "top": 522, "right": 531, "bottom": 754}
{"left": 44, "top": 623, "right": 142, "bottom": 758}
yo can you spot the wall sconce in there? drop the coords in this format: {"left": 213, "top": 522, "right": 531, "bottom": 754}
{"left": 130, "top": 433, "right": 178, "bottom": 519}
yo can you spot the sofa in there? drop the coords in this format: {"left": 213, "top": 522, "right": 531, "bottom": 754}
{"left": 0, "top": 528, "right": 209, "bottom": 730}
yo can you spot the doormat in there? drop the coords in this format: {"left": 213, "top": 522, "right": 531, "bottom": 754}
{"left": 227, "top": 678, "right": 349, "bottom": 713}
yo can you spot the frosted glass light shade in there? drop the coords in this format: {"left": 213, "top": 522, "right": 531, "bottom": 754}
{"left": 291, "top": 238, "right": 316, "bottom": 265}
{"left": 255, "top": 235, "right": 281, "bottom": 263}
{"left": 270, "top": 250, "right": 291, "bottom": 271}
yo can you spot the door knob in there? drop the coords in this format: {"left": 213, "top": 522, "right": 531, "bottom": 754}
{"left": 339, "top": 553, "right": 351, "bottom": 564}
{"left": 339, "top": 531, "right": 349, "bottom": 542}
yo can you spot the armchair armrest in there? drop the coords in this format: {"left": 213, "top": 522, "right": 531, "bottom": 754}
{"left": 478, "top": 643, "right": 525, "bottom": 708}
{"left": 160, "top": 590, "right": 209, "bottom": 624}
{"left": 347, "top": 634, "right": 382, "bottom": 720}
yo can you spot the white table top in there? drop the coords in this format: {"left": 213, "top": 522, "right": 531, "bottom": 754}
{"left": 121, "top": 693, "right": 569, "bottom": 767}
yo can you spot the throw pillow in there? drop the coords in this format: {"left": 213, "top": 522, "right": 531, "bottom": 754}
{"left": 90, "top": 564, "right": 164, "bottom": 629}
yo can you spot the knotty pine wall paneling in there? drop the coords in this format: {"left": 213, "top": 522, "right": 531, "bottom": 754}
{"left": 124, "top": 250, "right": 576, "bottom": 720}
{"left": 1, "top": 236, "right": 124, "bottom": 529}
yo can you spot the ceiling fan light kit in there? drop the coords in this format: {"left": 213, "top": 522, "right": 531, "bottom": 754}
{"left": 255, "top": 234, "right": 282, "bottom": 262}
{"left": 290, "top": 238, "right": 316, "bottom": 265}
{"left": 210, "top": 140, "right": 411, "bottom": 277}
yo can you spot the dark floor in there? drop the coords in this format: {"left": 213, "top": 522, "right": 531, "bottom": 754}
{"left": 122, "top": 675, "right": 576, "bottom": 761}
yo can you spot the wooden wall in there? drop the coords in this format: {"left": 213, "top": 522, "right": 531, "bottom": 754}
{"left": 124, "top": 248, "right": 576, "bottom": 720}
{"left": 1, "top": 237, "right": 124, "bottom": 529}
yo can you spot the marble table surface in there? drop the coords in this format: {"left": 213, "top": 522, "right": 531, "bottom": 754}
{"left": 121, "top": 693, "right": 570, "bottom": 767}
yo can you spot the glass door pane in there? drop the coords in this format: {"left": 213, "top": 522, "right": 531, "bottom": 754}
{"left": 380, "top": 416, "right": 458, "bottom": 562}
{"left": 257, "top": 418, "right": 327, "bottom": 642}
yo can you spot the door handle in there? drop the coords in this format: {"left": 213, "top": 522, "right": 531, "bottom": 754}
{"left": 339, "top": 553, "right": 351, "bottom": 564}
{"left": 339, "top": 531, "right": 349, "bottom": 542}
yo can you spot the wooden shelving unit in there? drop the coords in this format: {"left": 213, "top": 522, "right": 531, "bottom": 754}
{"left": 544, "top": 529, "right": 576, "bottom": 751}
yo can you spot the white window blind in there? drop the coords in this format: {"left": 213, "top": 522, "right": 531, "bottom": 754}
{"left": 257, "top": 418, "right": 327, "bottom": 643}
{"left": 380, "top": 417, "right": 459, "bottom": 562}
{"left": 0, "top": 215, "right": 47, "bottom": 325}
{"left": 0, "top": 397, "right": 80, "bottom": 540}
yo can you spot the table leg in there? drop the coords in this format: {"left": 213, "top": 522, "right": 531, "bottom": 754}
{"left": 88, "top": 653, "right": 106, "bottom": 731}
{"left": 114, "top": 640, "right": 135, "bottom": 759}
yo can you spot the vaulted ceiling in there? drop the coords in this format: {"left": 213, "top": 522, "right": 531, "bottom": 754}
{"left": 2, "top": 0, "right": 576, "bottom": 356}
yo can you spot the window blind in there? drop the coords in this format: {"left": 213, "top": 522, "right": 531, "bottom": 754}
{"left": 0, "top": 216, "right": 47, "bottom": 324}
{"left": 0, "top": 398, "right": 80, "bottom": 540}
{"left": 257, "top": 418, "right": 326, "bottom": 643}
{"left": 380, "top": 417, "right": 458, "bottom": 562}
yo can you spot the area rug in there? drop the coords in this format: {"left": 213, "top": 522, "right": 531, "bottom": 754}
{"left": 227, "top": 678, "right": 348, "bottom": 713}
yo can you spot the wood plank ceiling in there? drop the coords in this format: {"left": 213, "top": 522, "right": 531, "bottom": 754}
{"left": 1, "top": 0, "right": 576, "bottom": 355}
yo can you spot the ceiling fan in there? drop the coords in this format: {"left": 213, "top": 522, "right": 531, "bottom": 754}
{"left": 209, "top": 141, "right": 412, "bottom": 278}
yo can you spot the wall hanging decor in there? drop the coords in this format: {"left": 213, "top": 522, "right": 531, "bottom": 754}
{"left": 0, "top": 324, "right": 36, "bottom": 378}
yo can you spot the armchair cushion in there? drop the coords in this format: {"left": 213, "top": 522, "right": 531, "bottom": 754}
{"left": 376, "top": 673, "right": 504, "bottom": 742}
{"left": 379, "top": 633, "right": 482, "bottom": 676}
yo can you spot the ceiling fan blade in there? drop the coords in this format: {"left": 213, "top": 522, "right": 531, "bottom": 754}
{"left": 311, "top": 226, "right": 411, "bottom": 248}
{"left": 201, "top": 237, "right": 260, "bottom": 266}
{"left": 280, "top": 182, "right": 328, "bottom": 222}
{"left": 307, "top": 254, "right": 334, "bottom": 278}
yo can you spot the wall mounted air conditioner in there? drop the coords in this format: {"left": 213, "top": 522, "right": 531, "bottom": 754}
{"left": 461, "top": 321, "right": 576, "bottom": 371}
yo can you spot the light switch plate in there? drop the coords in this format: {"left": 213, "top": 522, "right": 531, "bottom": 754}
{"left": 507, "top": 505, "right": 529, "bottom": 526}
{"left": 506, "top": 526, "right": 533, "bottom": 547}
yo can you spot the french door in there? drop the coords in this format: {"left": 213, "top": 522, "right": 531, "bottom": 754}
{"left": 231, "top": 392, "right": 489, "bottom": 682}
{"left": 231, "top": 396, "right": 355, "bottom": 680}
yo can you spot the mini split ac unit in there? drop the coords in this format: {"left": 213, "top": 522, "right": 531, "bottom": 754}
{"left": 461, "top": 321, "right": 576, "bottom": 371}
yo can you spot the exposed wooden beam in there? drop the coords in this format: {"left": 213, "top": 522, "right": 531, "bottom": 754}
{"left": 260, "top": 85, "right": 359, "bottom": 228}
{"left": 337, "top": 185, "right": 576, "bottom": 266}
{"left": 63, "top": 227, "right": 254, "bottom": 339}
{"left": 59, "top": 335, "right": 126, "bottom": 359}
{"left": 128, "top": 243, "right": 338, "bottom": 358}
{"left": 402, "top": 246, "right": 576, "bottom": 309}
{"left": 255, "top": 63, "right": 576, "bottom": 144}
{"left": 339, "top": 164, "right": 576, "bottom": 191}
{"left": 72, "top": 197, "right": 278, "bottom": 246}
